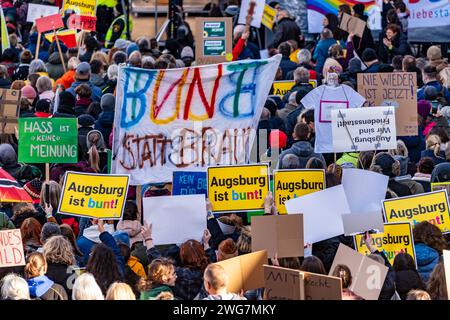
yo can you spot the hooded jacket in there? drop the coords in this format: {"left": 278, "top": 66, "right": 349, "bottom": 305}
{"left": 67, "top": 80, "right": 102, "bottom": 102}
{"left": 0, "top": 143, "right": 22, "bottom": 179}
{"left": 94, "top": 112, "right": 114, "bottom": 143}
{"left": 415, "top": 242, "right": 440, "bottom": 283}
{"left": 278, "top": 141, "right": 326, "bottom": 169}
{"left": 45, "top": 52, "right": 67, "bottom": 81}
{"left": 11, "top": 63, "right": 29, "bottom": 81}
{"left": 27, "top": 275, "right": 68, "bottom": 300}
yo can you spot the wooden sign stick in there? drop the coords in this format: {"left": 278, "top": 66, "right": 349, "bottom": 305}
{"left": 53, "top": 29, "right": 67, "bottom": 73}
{"left": 35, "top": 32, "right": 41, "bottom": 60}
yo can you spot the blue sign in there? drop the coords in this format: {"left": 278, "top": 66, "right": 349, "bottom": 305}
{"left": 172, "top": 171, "right": 207, "bottom": 196}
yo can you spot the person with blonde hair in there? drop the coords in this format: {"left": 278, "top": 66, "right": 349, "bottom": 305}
{"left": 72, "top": 272, "right": 104, "bottom": 300}
{"left": 1, "top": 274, "right": 30, "bottom": 300}
{"left": 106, "top": 282, "right": 136, "bottom": 300}
{"left": 56, "top": 57, "right": 80, "bottom": 89}
{"left": 203, "top": 264, "right": 246, "bottom": 300}
{"left": 236, "top": 226, "right": 251, "bottom": 255}
{"left": 24, "top": 252, "right": 68, "bottom": 300}
{"left": 43, "top": 235, "right": 78, "bottom": 297}
{"left": 406, "top": 289, "right": 431, "bottom": 300}
{"left": 421, "top": 134, "right": 446, "bottom": 165}
{"left": 36, "top": 76, "right": 54, "bottom": 101}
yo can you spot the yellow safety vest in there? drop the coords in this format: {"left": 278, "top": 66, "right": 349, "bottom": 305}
{"left": 97, "top": 0, "right": 117, "bottom": 8}
{"left": 105, "top": 15, "right": 133, "bottom": 49}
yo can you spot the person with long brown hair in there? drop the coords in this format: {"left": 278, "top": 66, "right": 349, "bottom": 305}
{"left": 413, "top": 221, "right": 448, "bottom": 282}
{"left": 141, "top": 221, "right": 214, "bottom": 300}
{"left": 24, "top": 252, "right": 68, "bottom": 300}
{"left": 427, "top": 261, "right": 447, "bottom": 300}
{"left": 139, "top": 258, "right": 177, "bottom": 300}
{"left": 59, "top": 224, "right": 84, "bottom": 265}
{"left": 20, "top": 217, "right": 42, "bottom": 258}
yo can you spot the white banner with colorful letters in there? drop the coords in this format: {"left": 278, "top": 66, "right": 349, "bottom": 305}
{"left": 112, "top": 55, "right": 281, "bottom": 185}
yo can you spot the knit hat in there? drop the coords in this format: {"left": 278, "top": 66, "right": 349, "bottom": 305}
{"left": 295, "top": 87, "right": 310, "bottom": 104}
{"left": 77, "top": 114, "right": 95, "bottom": 127}
{"left": 393, "top": 155, "right": 408, "bottom": 176}
{"left": 35, "top": 99, "right": 51, "bottom": 112}
{"left": 417, "top": 100, "right": 431, "bottom": 118}
{"left": 100, "top": 93, "right": 115, "bottom": 112}
{"left": 114, "top": 39, "right": 128, "bottom": 50}
{"left": 126, "top": 43, "right": 139, "bottom": 56}
{"left": 0, "top": 143, "right": 17, "bottom": 166}
{"left": 76, "top": 62, "right": 91, "bottom": 79}
{"left": 348, "top": 58, "right": 362, "bottom": 74}
{"left": 58, "top": 91, "right": 76, "bottom": 114}
{"left": 427, "top": 46, "right": 442, "bottom": 62}
{"left": 264, "top": 98, "right": 278, "bottom": 117}
{"left": 269, "top": 129, "right": 287, "bottom": 149}
{"left": 24, "top": 178, "right": 42, "bottom": 204}
{"left": 361, "top": 48, "right": 377, "bottom": 63}
{"left": 181, "top": 46, "right": 194, "bottom": 59}
{"left": 21, "top": 85, "right": 37, "bottom": 100}
{"left": 374, "top": 153, "right": 396, "bottom": 178}
{"left": 41, "top": 222, "right": 61, "bottom": 243}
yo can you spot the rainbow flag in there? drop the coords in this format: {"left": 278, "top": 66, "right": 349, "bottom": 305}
{"left": 307, "top": 0, "right": 378, "bottom": 16}
{"left": 0, "top": 8, "right": 9, "bottom": 54}
{"left": 307, "top": 0, "right": 381, "bottom": 33}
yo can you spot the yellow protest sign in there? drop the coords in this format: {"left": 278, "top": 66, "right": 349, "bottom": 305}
{"left": 58, "top": 171, "right": 130, "bottom": 219}
{"left": 208, "top": 164, "right": 269, "bottom": 212}
{"left": 354, "top": 223, "right": 415, "bottom": 265}
{"left": 431, "top": 182, "right": 450, "bottom": 195}
{"left": 383, "top": 190, "right": 450, "bottom": 233}
{"left": 63, "top": 0, "right": 97, "bottom": 16}
{"left": 272, "top": 81, "right": 295, "bottom": 97}
{"left": 261, "top": 4, "right": 276, "bottom": 30}
{"left": 274, "top": 170, "right": 325, "bottom": 214}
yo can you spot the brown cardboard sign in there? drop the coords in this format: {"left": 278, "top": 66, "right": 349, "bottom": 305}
{"left": 339, "top": 13, "right": 366, "bottom": 38}
{"left": 215, "top": 250, "right": 268, "bottom": 293}
{"left": 195, "top": 17, "right": 232, "bottom": 65}
{"left": 264, "top": 265, "right": 304, "bottom": 300}
{"left": 302, "top": 271, "right": 342, "bottom": 300}
{"left": 329, "top": 243, "right": 388, "bottom": 300}
{"left": 252, "top": 214, "right": 304, "bottom": 258}
{"left": 357, "top": 72, "right": 418, "bottom": 136}
{"left": 0, "top": 89, "right": 21, "bottom": 134}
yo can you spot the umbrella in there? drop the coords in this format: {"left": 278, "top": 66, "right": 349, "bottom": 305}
{"left": 0, "top": 168, "right": 33, "bottom": 203}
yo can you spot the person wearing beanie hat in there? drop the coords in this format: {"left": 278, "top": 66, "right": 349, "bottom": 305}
{"left": 362, "top": 48, "right": 381, "bottom": 73}
{"left": 279, "top": 122, "right": 325, "bottom": 169}
{"left": 66, "top": 62, "right": 102, "bottom": 102}
{"left": 417, "top": 100, "right": 432, "bottom": 119}
{"left": 34, "top": 99, "right": 52, "bottom": 118}
{"left": 372, "top": 152, "right": 412, "bottom": 197}
{"left": 0, "top": 143, "right": 22, "bottom": 179}
{"left": 53, "top": 91, "right": 76, "bottom": 118}
{"left": 12, "top": 50, "right": 33, "bottom": 81}
{"left": 180, "top": 46, "right": 194, "bottom": 67}
{"left": 24, "top": 178, "right": 43, "bottom": 204}
{"left": 78, "top": 114, "right": 96, "bottom": 156}
{"left": 21, "top": 85, "right": 37, "bottom": 101}
{"left": 114, "top": 39, "right": 128, "bottom": 51}
{"left": 126, "top": 43, "right": 139, "bottom": 57}
{"left": 94, "top": 94, "right": 115, "bottom": 145}
{"left": 427, "top": 46, "right": 448, "bottom": 69}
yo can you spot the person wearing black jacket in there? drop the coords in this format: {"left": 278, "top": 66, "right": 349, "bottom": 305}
{"left": 351, "top": 3, "right": 375, "bottom": 57}
{"left": 379, "top": 24, "right": 411, "bottom": 64}
{"left": 268, "top": 10, "right": 302, "bottom": 49}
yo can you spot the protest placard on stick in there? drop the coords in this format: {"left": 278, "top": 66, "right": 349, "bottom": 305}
{"left": 0, "top": 89, "right": 20, "bottom": 134}
{"left": 0, "top": 229, "right": 25, "bottom": 268}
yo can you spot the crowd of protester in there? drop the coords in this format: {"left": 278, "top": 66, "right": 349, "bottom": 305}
{"left": 0, "top": 0, "right": 449, "bottom": 300}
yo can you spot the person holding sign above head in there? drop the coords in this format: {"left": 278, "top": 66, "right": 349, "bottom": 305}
{"left": 300, "top": 66, "right": 365, "bottom": 160}
{"left": 141, "top": 221, "right": 215, "bottom": 301}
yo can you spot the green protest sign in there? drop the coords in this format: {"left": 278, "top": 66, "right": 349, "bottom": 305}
{"left": 203, "top": 21, "right": 225, "bottom": 37}
{"left": 203, "top": 40, "right": 226, "bottom": 56}
{"left": 18, "top": 118, "right": 78, "bottom": 163}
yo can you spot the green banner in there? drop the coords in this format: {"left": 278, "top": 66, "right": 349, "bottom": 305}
{"left": 18, "top": 118, "right": 78, "bottom": 163}
{"left": 203, "top": 40, "right": 226, "bottom": 56}
{"left": 203, "top": 21, "right": 225, "bottom": 38}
